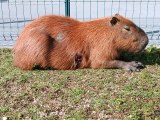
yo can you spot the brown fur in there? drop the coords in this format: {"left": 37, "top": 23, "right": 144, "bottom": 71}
{"left": 13, "top": 14, "right": 148, "bottom": 70}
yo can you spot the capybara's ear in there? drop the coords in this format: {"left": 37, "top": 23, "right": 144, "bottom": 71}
{"left": 115, "top": 13, "right": 119, "bottom": 16}
{"left": 110, "top": 17, "right": 119, "bottom": 26}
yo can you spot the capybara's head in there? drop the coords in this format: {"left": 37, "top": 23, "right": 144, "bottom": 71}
{"left": 109, "top": 14, "right": 148, "bottom": 53}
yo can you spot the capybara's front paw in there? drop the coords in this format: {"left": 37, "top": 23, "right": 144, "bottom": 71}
{"left": 123, "top": 61, "right": 145, "bottom": 71}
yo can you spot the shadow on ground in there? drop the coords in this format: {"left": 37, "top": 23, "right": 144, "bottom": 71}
{"left": 121, "top": 47, "right": 160, "bottom": 65}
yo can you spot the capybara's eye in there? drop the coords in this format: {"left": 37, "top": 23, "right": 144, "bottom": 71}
{"left": 123, "top": 25, "right": 130, "bottom": 31}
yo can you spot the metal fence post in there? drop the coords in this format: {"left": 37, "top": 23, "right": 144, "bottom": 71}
{"left": 65, "top": 0, "right": 70, "bottom": 16}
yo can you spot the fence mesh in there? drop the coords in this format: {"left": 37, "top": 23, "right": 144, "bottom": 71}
{"left": 0, "top": 0, "right": 160, "bottom": 47}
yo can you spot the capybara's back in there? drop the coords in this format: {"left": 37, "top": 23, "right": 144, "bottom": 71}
{"left": 13, "top": 14, "right": 148, "bottom": 71}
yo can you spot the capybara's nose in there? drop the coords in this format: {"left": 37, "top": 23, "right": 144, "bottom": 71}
{"left": 143, "top": 35, "right": 149, "bottom": 47}
{"left": 140, "top": 35, "right": 149, "bottom": 52}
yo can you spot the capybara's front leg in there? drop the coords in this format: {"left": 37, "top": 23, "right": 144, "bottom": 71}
{"left": 107, "top": 60, "right": 144, "bottom": 71}
{"left": 91, "top": 60, "right": 144, "bottom": 71}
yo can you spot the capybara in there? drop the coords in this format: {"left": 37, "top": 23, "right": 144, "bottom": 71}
{"left": 13, "top": 14, "right": 148, "bottom": 71}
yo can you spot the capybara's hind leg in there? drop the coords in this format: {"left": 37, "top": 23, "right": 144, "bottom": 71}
{"left": 13, "top": 30, "right": 53, "bottom": 70}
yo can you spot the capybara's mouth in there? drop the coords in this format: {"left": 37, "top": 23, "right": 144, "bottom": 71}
{"left": 134, "top": 43, "right": 148, "bottom": 53}
{"left": 135, "top": 49, "right": 145, "bottom": 53}
{"left": 136, "top": 44, "right": 148, "bottom": 53}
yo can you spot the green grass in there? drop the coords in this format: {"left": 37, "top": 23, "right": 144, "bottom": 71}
{"left": 0, "top": 48, "right": 160, "bottom": 120}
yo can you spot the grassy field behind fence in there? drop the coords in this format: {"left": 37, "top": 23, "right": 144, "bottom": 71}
{"left": 0, "top": 48, "right": 160, "bottom": 120}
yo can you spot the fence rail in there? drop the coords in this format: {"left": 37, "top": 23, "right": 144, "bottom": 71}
{"left": 0, "top": 0, "right": 160, "bottom": 47}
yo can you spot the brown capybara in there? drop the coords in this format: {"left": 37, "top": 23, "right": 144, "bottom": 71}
{"left": 13, "top": 14, "right": 148, "bottom": 71}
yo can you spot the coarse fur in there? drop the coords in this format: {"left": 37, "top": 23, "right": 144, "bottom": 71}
{"left": 13, "top": 14, "right": 149, "bottom": 71}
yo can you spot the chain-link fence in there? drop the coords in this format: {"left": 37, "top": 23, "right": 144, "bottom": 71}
{"left": 0, "top": 0, "right": 160, "bottom": 48}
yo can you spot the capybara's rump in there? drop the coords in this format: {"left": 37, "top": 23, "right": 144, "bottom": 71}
{"left": 13, "top": 30, "right": 55, "bottom": 70}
